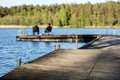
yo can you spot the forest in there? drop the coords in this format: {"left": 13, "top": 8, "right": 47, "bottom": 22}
{"left": 0, "top": 1, "right": 120, "bottom": 28}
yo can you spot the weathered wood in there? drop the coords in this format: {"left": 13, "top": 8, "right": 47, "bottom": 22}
{"left": 16, "top": 35, "right": 98, "bottom": 42}
{"left": 0, "top": 50, "right": 101, "bottom": 80}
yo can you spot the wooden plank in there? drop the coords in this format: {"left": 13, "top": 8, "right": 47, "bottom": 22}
{"left": 0, "top": 49, "right": 101, "bottom": 80}
{"left": 16, "top": 35, "right": 98, "bottom": 42}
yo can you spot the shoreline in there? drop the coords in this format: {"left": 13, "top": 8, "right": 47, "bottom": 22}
{"left": 0, "top": 25, "right": 30, "bottom": 28}
{"left": 0, "top": 25, "right": 119, "bottom": 28}
{"left": 0, "top": 25, "right": 58, "bottom": 28}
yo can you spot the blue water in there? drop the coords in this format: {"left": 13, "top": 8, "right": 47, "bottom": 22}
{"left": 0, "top": 28, "right": 120, "bottom": 77}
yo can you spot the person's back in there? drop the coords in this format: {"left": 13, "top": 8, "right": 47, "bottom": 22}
{"left": 33, "top": 25, "right": 39, "bottom": 35}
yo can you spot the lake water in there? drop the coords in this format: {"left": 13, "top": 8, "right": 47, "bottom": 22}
{"left": 0, "top": 28, "right": 120, "bottom": 77}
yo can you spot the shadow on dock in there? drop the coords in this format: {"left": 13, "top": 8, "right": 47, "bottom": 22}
{"left": 86, "top": 36, "right": 120, "bottom": 49}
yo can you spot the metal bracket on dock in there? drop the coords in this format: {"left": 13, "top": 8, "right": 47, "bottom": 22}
{"left": 16, "top": 57, "right": 21, "bottom": 67}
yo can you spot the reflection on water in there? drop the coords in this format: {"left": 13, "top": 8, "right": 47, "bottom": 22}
{"left": 0, "top": 28, "right": 120, "bottom": 77}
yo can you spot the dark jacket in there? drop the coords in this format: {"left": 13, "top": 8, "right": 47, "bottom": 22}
{"left": 45, "top": 25, "right": 52, "bottom": 33}
{"left": 33, "top": 25, "right": 39, "bottom": 32}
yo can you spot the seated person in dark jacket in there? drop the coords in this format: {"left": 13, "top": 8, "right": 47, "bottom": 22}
{"left": 45, "top": 23, "right": 52, "bottom": 34}
{"left": 33, "top": 25, "right": 39, "bottom": 35}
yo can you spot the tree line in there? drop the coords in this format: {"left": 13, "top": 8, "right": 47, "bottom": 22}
{"left": 0, "top": 1, "right": 120, "bottom": 28}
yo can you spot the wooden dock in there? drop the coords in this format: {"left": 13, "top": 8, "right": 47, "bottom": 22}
{"left": 16, "top": 35, "right": 98, "bottom": 42}
{"left": 1, "top": 36, "right": 120, "bottom": 80}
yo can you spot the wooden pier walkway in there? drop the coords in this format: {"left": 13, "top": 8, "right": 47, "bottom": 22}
{"left": 1, "top": 36, "right": 120, "bottom": 80}
{"left": 16, "top": 35, "right": 97, "bottom": 42}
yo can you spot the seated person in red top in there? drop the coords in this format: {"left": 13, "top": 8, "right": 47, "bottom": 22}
{"left": 45, "top": 23, "right": 52, "bottom": 34}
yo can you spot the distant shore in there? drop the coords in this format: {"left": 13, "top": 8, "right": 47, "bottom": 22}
{"left": 0, "top": 25, "right": 30, "bottom": 28}
{"left": 0, "top": 25, "right": 58, "bottom": 28}
{"left": 0, "top": 25, "right": 119, "bottom": 28}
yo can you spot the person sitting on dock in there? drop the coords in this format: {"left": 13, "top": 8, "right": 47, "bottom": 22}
{"left": 45, "top": 23, "right": 52, "bottom": 35}
{"left": 33, "top": 25, "right": 39, "bottom": 35}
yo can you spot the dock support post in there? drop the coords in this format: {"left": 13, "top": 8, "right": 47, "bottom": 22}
{"left": 76, "top": 35, "right": 78, "bottom": 49}
{"left": 54, "top": 45, "right": 57, "bottom": 50}
{"left": 57, "top": 44, "right": 60, "bottom": 49}
{"left": 16, "top": 57, "right": 21, "bottom": 67}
